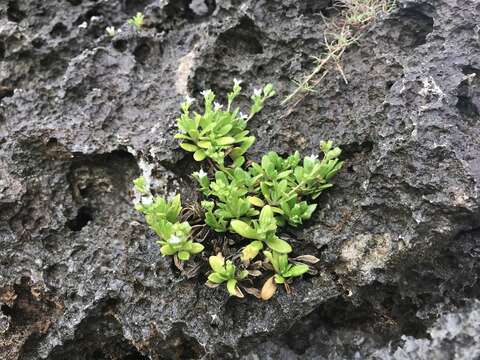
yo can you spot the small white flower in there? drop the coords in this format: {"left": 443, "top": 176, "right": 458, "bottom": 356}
{"left": 106, "top": 26, "right": 116, "bottom": 37}
{"left": 233, "top": 78, "right": 242, "bottom": 86}
{"left": 78, "top": 21, "right": 88, "bottom": 29}
{"left": 197, "top": 168, "right": 208, "bottom": 178}
{"left": 141, "top": 196, "right": 153, "bottom": 205}
{"left": 213, "top": 102, "right": 223, "bottom": 111}
{"left": 306, "top": 154, "right": 318, "bottom": 161}
{"left": 201, "top": 89, "right": 212, "bottom": 97}
{"left": 169, "top": 235, "right": 182, "bottom": 245}
{"left": 184, "top": 95, "right": 195, "bottom": 105}
{"left": 253, "top": 88, "right": 262, "bottom": 97}
{"left": 239, "top": 112, "right": 248, "bottom": 120}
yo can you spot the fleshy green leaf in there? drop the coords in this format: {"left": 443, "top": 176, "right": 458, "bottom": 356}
{"left": 190, "top": 243, "right": 204, "bottom": 254}
{"left": 216, "top": 136, "right": 236, "bottom": 146}
{"left": 178, "top": 251, "right": 190, "bottom": 261}
{"left": 226, "top": 279, "right": 238, "bottom": 296}
{"left": 247, "top": 196, "right": 265, "bottom": 207}
{"left": 160, "top": 245, "right": 176, "bottom": 256}
{"left": 264, "top": 236, "right": 292, "bottom": 253}
{"left": 208, "top": 273, "right": 226, "bottom": 284}
{"left": 193, "top": 149, "right": 207, "bottom": 161}
{"left": 284, "top": 264, "right": 309, "bottom": 278}
{"left": 231, "top": 220, "right": 260, "bottom": 240}
{"left": 209, "top": 255, "right": 225, "bottom": 273}
{"left": 179, "top": 142, "right": 199, "bottom": 152}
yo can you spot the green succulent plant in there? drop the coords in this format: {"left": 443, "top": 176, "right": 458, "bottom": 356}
{"left": 133, "top": 188, "right": 204, "bottom": 261}
{"left": 175, "top": 81, "right": 274, "bottom": 166}
{"left": 128, "top": 12, "right": 144, "bottom": 30}
{"left": 134, "top": 82, "right": 343, "bottom": 300}
{"left": 207, "top": 253, "right": 248, "bottom": 297}
{"left": 231, "top": 205, "right": 292, "bottom": 254}
{"left": 261, "top": 250, "right": 309, "bottom": 300}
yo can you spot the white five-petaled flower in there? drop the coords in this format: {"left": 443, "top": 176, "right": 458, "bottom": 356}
{"left": 169, "top": 235, "right": 182, "bottom": 245}
{"left": 195, "top": 168, "right": 208, "bottom": 178}
{"left": 253, "top": 88, "right": 262, "bottom": 97}
{"left": 306, "top": 154, "right": 319, "bottom": 161}
{"left": 238, "top": 112, "right": 248, "bottom": 120}
{"left": 233, "top": 78, "right": 242, "bottom": 86}
{"left": 201, "top": 89, "right": 212, "bottom": 97}
{"left": 184, "top": 95, "right": 195, "bottom": 105}
{"left": 213, "top": 102, "right": 223, "bottom": 111}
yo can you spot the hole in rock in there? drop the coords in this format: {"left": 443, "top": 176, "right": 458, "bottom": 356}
{"left": 457, "top": 95, "right": 479, "bottom": 119}
{"left": 301, "top": 0, "right": 338, "bottom": 16}
{"left": 394, "top": 8, "right": 434, "bottom": 47}
{"left": 48, "top": 307, "right": 148, "bottom": 360}
{"left": 32, "top": 37, "right": 45, "bottom": 49}
{"left": 217, "top": 17, "right": 263, "bottom": 55}
{"left": 7, "top": 1, "right": 26, "bottom": 23}
{"left": 67, "top": 206, "right": 94, "bottom": 231}
{"left": 113, "top": 39, "right": 128, "bottom": 52}
{"left": 0, "top": 42, "right": 5, "bottom": 60}
{"left": 66, "top": 0, "right": 82, "bottom": 5}
{"left": 133, "top": 42, "right": 151, "bottom": 63}
{"left": 50, "top": 23, "right": 68, "bottom": 38}
{"left": 0, "top": 85, "right": 14, "bottom": 100}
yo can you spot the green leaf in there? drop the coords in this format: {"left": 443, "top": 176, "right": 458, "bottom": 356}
{"left": 174, "top": 133, "right": 192, "bottom": 140}
{"left": 208, "top": 273, "right": 226, "bottom": 284}
{"left": 264, "top": 236, "right": 292, "bottom": 253}
{"left": 193, "top": 149, "right": 207, "bottom": 161}
{"left": 178, "top": 251, "right": 190, "bottom": 261}
{"left": 259, "top": 205, "right": 274, "bottom": 225}
{"left": 231, "top": 220, "right": 260, "bottom": 240}
{"left": 274, "top": 274, "right": 285, "bottom": 284}
{"left": 284, "top": 264, "right": 309, "bottom": 278}
{"left": 197, "top": 140, "right": 211, "bottom": 149}
{"left": 216, "top": 136, "right": 236, "bottom": 146}
{"left": 179, "top": 142, "right": 199, "bottom": 152}
{"left": 247, "top": 196, "right": 265, "bottom": 207}
{"left": 209, "top": 255, "right": 225, "bottom": 273}
{"left": 160, "top": 245, "right": 176, "bottom": 256}
{"left": 226, "top": 279, "right": 238, "bottom": 296}
{"left": 133, "top": 176, "right": 148, "bottom": 194}
{"left": 190, "top": 243, "right": 204, "bottom": 254}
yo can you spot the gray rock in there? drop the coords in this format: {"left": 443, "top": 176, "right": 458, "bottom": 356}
{"left": 1, "top": 0, "right": 480, "bottom": 359}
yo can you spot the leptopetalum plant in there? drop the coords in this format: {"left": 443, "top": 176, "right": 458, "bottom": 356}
{"left": 133, "top": 80, "right": 343, "bottom": 300}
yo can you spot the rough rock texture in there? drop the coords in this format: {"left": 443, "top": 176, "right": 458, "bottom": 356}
{"left": 1, "top": 0, "right": 480, "bottom": 359}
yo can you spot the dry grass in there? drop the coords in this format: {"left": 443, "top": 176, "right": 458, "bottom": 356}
{"left": 282, "top": 0, "right": 396, "bottom": 106}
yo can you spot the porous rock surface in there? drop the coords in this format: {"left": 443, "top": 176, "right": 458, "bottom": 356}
{"left": 1, "top": 0, "right": 480, "bottom": 359}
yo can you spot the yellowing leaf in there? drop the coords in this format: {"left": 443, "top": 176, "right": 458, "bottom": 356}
{"left": 261, "top": 276, "right": 277, "bottom": 301}
{"left": 247, "top": 196, "right": 265, "bottom": 207}
{"left": 208, "top": 254, "right": 225, "bottom": 273}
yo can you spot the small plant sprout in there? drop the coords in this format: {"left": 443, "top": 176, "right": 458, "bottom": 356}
{"left": 175, "top": 80, "right": 274, "bottom": 166}
{"left": 231, "top": 205, "right": 292, "bottom": 254}
{"left": 134, "top": 82, "right": 343, "bottom": 299}
{"left": 260, "top": 251, "right": 309, "bottom": 300}
{"left": 133, "top": 189, "right": 204, "bottom": 263}
{"left": 207, "top": 253, "right": 249, "bottom": 297}
{"left": 128, "top": 12, "right": 144, "bottom": 30}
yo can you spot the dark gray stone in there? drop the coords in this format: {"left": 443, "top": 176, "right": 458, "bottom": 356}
{"left": 1, "top": 0, "right": 480, "bottom": 359}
